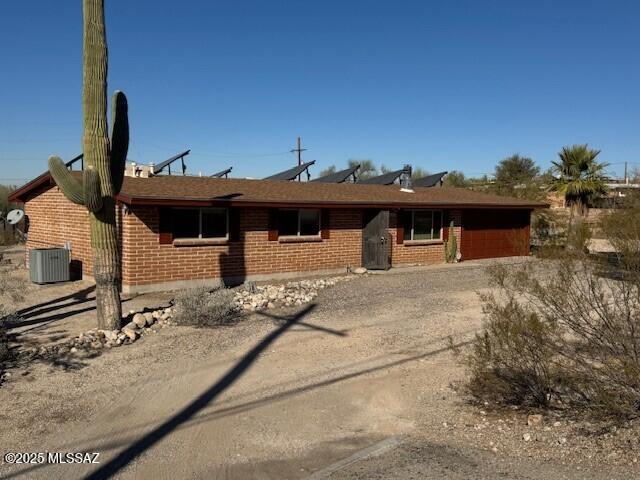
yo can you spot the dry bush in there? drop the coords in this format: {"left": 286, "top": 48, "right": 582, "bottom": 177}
{"left": 531, "top": 209, "right": 567, "bottom": 248}
{"left": 0, "top": 229, "right": 15, "bottom": 246}
{"left": 0, "top": 264, "right": 25, "bottom": 365}
{"left": 172, "top": 286, "right": 236, "bottom": 327}
{"left": 462, "top": 256, "right": 640, "bottom": 418}
{"left": 600, "top": 198, "right": 640, "bottom": 273}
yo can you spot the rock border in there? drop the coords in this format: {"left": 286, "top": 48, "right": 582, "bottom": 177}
{"left": 233, "top": 275, "right": 358, "bottom": 312}
{"left": 20, "top": 307, "right": 176, "bottom": 360}
{"left": 18, "top": 273, "right": 365, "bottom": 360}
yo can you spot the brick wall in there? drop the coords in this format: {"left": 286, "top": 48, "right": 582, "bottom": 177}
{"left": 389, "top": 209, "right": 462, "bottom": 266}
{"left": 24, "top": 184, "right": 94, "bottom": 276}
{"left": 24, "top": 186, "right": 465, "bottom": 291}
{"left": 122, "top": 206, "right": 364, "bottom": 287}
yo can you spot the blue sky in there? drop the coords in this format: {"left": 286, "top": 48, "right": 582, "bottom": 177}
{"left": 1, "top": 0, "right": 639, "bottom": 184}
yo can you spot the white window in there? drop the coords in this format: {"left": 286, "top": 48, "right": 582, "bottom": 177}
{"left": 278, "top": 208, "right": 321, "bottom": 236}
{"left": 172, "top": 208, "right": 228, "bottom": 239}
{"left": 407, "top": 210, "right": 443, "bottom": 241}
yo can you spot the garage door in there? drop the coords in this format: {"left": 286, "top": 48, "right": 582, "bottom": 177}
{"left": 460, "top": 209, "right": 531, "bottom": 260}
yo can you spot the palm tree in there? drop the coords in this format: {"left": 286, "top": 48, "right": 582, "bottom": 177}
{"left": 551, "top": 144, "right": 608, "bottom": 219}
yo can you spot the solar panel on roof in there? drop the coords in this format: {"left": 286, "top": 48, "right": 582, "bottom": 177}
{"left": 152, "top": 150, "right": 191, "bottom": 175}
{"left": 311, "top": 165, "right": 360, "bottom": 183}
{"left": 264, "top": 161, "right": 316, "bottom": 181}
{"left": 211, "top": 167, "right": 232, "bottom": 178}
{"left": 358, "top": 168, "right": 406, "bottom": 185}
{"left": 413, "top": 171, "right": 448, "bottom": 187}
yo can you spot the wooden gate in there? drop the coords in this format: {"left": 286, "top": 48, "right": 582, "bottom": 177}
{"left": 362, "top": 209, "right": 390, "bottom": 269}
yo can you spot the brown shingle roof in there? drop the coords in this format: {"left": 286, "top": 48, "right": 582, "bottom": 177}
{"left": 10, "top": 171, "right": 547, "bottom": 209}
{"left": 116, "top": 175, "right": 546, "bottom": 209}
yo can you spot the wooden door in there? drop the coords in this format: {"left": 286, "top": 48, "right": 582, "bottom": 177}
{"left": 362, "top": 209, "right": 390, "bottom": 269}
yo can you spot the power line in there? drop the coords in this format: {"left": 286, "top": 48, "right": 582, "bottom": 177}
{"left": 136, "top": 144, "right": 291, "bottom": 158}
{"left": 194, "top": 151, "right": 291, "bottom": 158}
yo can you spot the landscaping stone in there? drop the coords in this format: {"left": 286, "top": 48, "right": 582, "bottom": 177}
{"left": 18, "top": 304, "right": 176, "bottom": 361}
{"left": 123, "top": 329, "right": 137, "bottom": 341}
{"left": 132, "top": 313, "right": 147, "bottom": 328}
{"left": 104, "top": 330, "right": 118, "bottom": 341}
{"left": 123, "top": 321, "right": 138, "bottom": 332}
{"left": 527, "top": 414, "right": 543, "bottom": 427}
{"left": 17, "top": 274, "right": 362, "bottom": 361}
{"left": 234, "top": 275, "right": 356, "bottom": 312}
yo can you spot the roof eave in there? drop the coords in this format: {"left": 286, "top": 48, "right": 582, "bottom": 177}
{"left": 116, "top": 194, "right": 547, "bottom": 210}
{"left": 8, "top": 173, "right": 54, "bottom": 203}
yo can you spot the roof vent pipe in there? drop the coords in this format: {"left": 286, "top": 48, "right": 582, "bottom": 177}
{"left": 400, "top": 164, "right": 414, "bottom": 193}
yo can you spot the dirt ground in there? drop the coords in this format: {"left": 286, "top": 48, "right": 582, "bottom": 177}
{"left": 1, "top": 251, "right": 638, "bottom": 480}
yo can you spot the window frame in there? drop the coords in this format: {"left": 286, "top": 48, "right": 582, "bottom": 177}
{"left": 172, "top": 207, "right": 229, "bottom": 240}
{"left": 408, "top": 209, "right": 443, "bottom": 242}
{"left": 278, "top": 208, "right": 321, "bottom": 238}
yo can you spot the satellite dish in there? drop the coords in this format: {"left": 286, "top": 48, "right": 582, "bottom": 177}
{"left": 7, "top": 209, "right": 24, "bottom": 225}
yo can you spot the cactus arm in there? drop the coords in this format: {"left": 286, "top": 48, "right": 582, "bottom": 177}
{"left": 83, "top": 166, "right": 103, "bottom": 212}
{"left": 110, "top": 90, "right": 129, "bottom": 194}
{"left": 48, "top": 156, "right": 85, "bottom": 206}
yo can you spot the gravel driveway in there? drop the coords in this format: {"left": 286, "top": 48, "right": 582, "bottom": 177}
{"left": 1, "top": 258, "right": 637, "bottom": 479}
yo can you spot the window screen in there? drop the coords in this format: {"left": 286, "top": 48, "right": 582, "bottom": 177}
{"left": 300, "top": 209, "right": 320, "bottom": 235}
{"left": 278, "top": 210, "right": 299, "bottom": 236}
{"left": 406, "top": 210, "right": 443, "bottom": 241}
{"left": 172, "top": 208, "right": 228, "bottom": 239}
{"left": 432, "top": 211, "right": 442, "bottom": 238}
{"left": 202, "top": 208, "right": 227, "bottom": 238}
{"left": 278, "top": 209, "right": 321, "bottom": 236}
{"left": 173, "top": 209, "right": 200, "bottom": 239}
{"left": 413, "top": 211, "right": 434, "bottom": 240}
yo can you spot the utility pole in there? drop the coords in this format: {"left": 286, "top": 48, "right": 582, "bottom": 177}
{"left": 291, "top": 137, "right": 306, "bottom": 166}
{"left": 290, "top": 137, "right": 307, "bottom": 181}
{"left": 624, "top": 161, "right": 628, "bottom": 184}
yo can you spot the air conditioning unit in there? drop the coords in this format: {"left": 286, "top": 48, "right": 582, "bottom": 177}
{"left": 29, "top": 247, "right": 70, "bottom": 284}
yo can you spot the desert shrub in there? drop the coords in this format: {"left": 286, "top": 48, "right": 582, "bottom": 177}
{"left": 465, "top": 293, "right": 561, "bottom": 407}
{"left": 600, "top": 199, "right": 640, "bottom": 273}
{"left": 172, "top": 286, "right": 236, "bottom": 327}
{"left": 531, "top": 209, "right": 566, "bottom": 248}
{"left": 0, "top": 264, "right": 25, "bottom": 369}
{"left": 0, "top": 321, "right": 9, "bottom": 364}
{"left": 462, "top": 257, "right": 640, "bottom": 418}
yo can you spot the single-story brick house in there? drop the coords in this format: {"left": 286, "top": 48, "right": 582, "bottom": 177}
{"left": 10, "top": 173, "right": 546, "bottom": 293}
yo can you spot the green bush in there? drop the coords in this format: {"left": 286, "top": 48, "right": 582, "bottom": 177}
{"left": 600, "top": 199, "right": 640, "bottom": 273}
{"left": 172, "top": 286, "right": 236, "bottom": 327}
{"left": 465, "top": 293, "right": 561, "bottom": 407}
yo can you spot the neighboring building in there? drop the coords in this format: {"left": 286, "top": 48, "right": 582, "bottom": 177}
{"left": 10, "top": 173, "right": 546, "bottom": 293}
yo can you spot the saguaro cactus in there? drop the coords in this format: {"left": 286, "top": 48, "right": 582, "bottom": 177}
{"left": 49, "top": 0, "right": 128, "bottom": 330}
